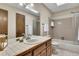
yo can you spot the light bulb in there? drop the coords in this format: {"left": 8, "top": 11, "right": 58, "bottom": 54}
{"left": 19, "top": 3, "right": 23, "bottom": 6}
{"left": 30, "top": 3, "right": 34, "bottom": 7}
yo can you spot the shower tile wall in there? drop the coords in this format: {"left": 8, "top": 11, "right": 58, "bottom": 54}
{"left": 50, "top": 18, "right": 75, "bottom": 41}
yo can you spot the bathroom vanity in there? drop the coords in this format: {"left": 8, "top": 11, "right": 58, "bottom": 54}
{"left": 0, "top": 36, "right": 52, "bottom": 56}
{"left": 16, "top": 36, "right": 52, "bottom": 56}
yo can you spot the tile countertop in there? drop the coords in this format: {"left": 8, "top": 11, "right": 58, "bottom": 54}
{"left": 0, "top": 36, "right": 51, "bottom": 56}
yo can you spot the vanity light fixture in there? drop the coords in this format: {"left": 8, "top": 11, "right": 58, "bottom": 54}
{"left": 19, "top": 3, "right": 39, "bottom": 14}
{"left": 19, "top": 3, "right": 24, "bottom": 6}
{"left": 30, "top": 3, "right": 34, "bottom": 7}
{"left": 25, "top": 4, "right": 39, "bottom": 14}
{"left": 19, "top": 3, "right": 34, "bottom": 8}
{"left": 26, "top": 7, "right": 39, "bottom": 13}
{"left": 56, "top": 3, "right": 65, "bottom": 6}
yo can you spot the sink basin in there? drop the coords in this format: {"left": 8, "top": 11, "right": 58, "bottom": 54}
{"left": 24, "top": 36, "right": 42, "bottom": 44}
{"left": 26, "top": 39, "right": 38, "bottom": 42}
{"left": 24, "top": 38, "right": 39, "bottom": 44}
{"left": 24, "top": 40, "right": 38, "bottom": 45}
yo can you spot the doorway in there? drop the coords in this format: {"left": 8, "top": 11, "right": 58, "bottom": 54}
{"left": 33, "top": 17, "right": 40, "bottom": 35}
{"left": 0, "top": 9, "right": 8, "bottom": 35}
{"left": 16, "top": 13, "right": 25, "bottom": 37}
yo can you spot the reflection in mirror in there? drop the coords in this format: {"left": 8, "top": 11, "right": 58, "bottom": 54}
{"left": 16, "top": 13, "right": 25, "bottom": 42}
{"left": 0, "top": 9, "right": 8, "bottom": 51}
{"left": 33, "top": 16, "right": 40, "bottom": 35}
{"left": 16, "top": 13, "right": 25, "bottom": 37}
{"left": 0, "top": 34, "right": 8, "bottom": 51}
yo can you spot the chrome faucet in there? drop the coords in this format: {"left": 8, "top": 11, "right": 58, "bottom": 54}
{"left": 26, "top": 34, "right": 31, "bottom": 40}
{"left": 19, "top": 33, "right": 25, "bottom": 42}
{"left": 26, "top": 25, "right": 31, "bottom": 40}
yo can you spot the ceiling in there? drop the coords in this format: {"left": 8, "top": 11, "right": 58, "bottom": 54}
{"left": 44, "top": 3, "right": 79, "bottom": 13}
{"left": 4, "top": 3, "right": 79, "bottom": 15}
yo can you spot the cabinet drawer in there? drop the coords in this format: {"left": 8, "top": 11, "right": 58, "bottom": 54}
{"left": 35, "top": 49, "right": 47, "bottom": 56}
{"left": 24, "top": 52, "right": 32, "bottom": 56}
{"left": 47, "top": 39, "right": 51, "bottom": 47}
{"left": 47, "top": 46, "right": 52, "bottom": 56}
{"left": 17, "top": 51, "right": 32, "bottom": 56}
{"left": 40, "top": 49, "right": 46, "bottom": 56}
{"left": 34, "top": 43, "right": 46, "bottom": 56}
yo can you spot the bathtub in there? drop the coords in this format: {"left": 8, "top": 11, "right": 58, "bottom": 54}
{"left": 52, "top": 39, "right": 79, "bottom": 54}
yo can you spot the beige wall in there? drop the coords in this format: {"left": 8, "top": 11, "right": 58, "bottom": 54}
{"left": 0, "top": 4, "right": 37, "bottom": 39}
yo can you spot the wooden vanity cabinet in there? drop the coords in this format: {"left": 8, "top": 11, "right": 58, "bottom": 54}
{"left": 16, "top": 39, "right": 52, "bottom": 56}
{"left": 23, "top": 51, "right": 32, "bottom": 56}
{"left": 47, "top": 45, "right": 52, "bottom": 56}
{"left": 39, "top": 49, "right": 47, "bottom": 56}
{"left": 33, "top": 39, "right": 52, "bottom": 56}
{"left": 16, "top": 51, "right": 32, "bottom": 56}
{"left": 33, "top": 43, "right": 46, "bottom": 56}
{"left": 46, "top": 39, "right": 52, "bottom": 56}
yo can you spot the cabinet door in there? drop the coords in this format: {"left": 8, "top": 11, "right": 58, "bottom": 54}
{"left": 24, "top": 52, "right": 32, "bottom": 56}
{"left": 16, "top": 51, "right": 32, "bottom": 56}
{"left": 40, "top": 49, "right": 46, "bottom": 56}
{"left": 35, "top": 49, "right": 46, "bottom": 56}
{"left": 16, "top": 13, "right": 25, "bottom": 37}
{"left": 47, "top": 46, "right": 52, "bottom": 56}
{"left": 47, "top": 39, "right": 51, "bottom": 47}
{"left": 0, "top": 9, "right": 2, "bottom": 34}
{"left": 34, "top": 43, "right": 46, "bottom": 56}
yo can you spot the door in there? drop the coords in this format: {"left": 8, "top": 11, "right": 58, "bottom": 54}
{"left": 16, "top": 13, "right": 25, "bottom": 37}
{"left": 0, "top": 9, "right": 8, "bottom": 34}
